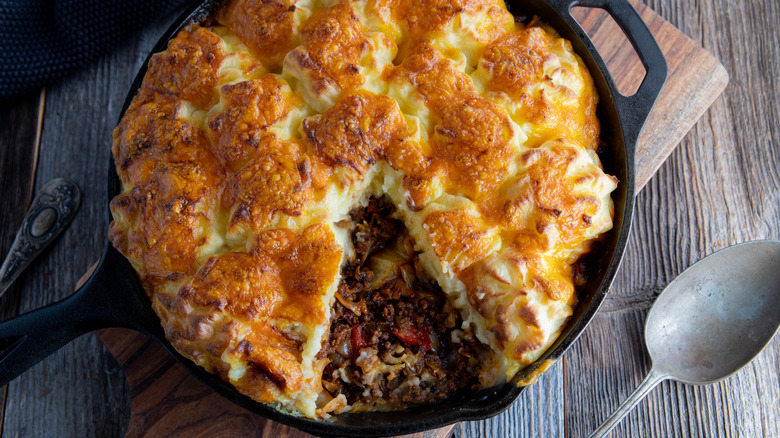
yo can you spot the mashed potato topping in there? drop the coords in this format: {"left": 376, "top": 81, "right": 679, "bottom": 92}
{"left": 109, "top": 0, "right": 616, "bottom": 418}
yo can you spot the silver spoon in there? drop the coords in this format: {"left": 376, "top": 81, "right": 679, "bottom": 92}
{"left": 591, "top": 240, "right": 780, "bottom": 437}
{"left": 0, "top": 178, "right": 81, "bottom": 298}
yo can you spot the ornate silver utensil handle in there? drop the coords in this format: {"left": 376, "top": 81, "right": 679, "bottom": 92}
{"left": 0, "top": 178, "right": 81, "bottom": 298}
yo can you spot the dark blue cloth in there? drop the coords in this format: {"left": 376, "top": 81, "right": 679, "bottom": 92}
{"left": 0, "top": 0, "right": 190, "bottom": 102}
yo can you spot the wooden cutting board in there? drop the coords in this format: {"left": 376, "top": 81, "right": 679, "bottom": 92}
{"left": 94, "top": 1, "right": 728, "bottom": 436}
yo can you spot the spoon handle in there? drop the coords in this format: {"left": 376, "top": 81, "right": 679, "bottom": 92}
{"left": 0, "top": 179, "right": 81, "bottom": 298}
{"left": 589, "top": 367, "right": 667, "bottom": 437}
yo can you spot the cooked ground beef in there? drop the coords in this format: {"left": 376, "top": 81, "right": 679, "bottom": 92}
{"left": 320, "top": 197, "right": 490, "bottom": 410}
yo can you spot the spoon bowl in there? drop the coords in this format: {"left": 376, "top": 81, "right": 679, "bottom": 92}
{"left": 646, "top": 240, "right": 780, "bottom": 384}
{"left": 591, "top": 240, "right": 780, "bottom": 437}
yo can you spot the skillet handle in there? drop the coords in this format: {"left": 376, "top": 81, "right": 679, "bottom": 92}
{"left": 548, "top": 0, "right": 668, "bottom": 145}
{"left": 0, "top": 245, "right": 160, "bottom": 387}
{"left": 0, "top": 285, "right": 96, "bottom": 387}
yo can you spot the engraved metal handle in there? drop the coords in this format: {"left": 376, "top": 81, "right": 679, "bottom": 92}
{"left": 0, "top": 178, "right": 81, "bottom": 298}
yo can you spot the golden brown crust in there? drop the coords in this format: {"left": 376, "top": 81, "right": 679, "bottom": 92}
{"left": 303, "top": 91, "right": 406, "bottom": 177}
{"left": 206, "top": 75, "right": 297, "bottom": 169}
{"left": 458, "top": 248, "right": 568, "bottom": 359}
{"left": 423, "top": 208, "right": 496, "bottom": 274}
{"left": 480, "top": 26, "right": 600, "bottom": 149}
{"left": 384, "top": 138, "right": 443, "bottom": 211}
{"left": 242, "top": 323, "right": 304, "bottom": 391}
{"left": 219, "top": 0, "right": 298, "bottom": 68}
{"left": 223, "top": 137, "right": 313, "bottom": 233}
{"left": 388, "top": 43, "right": 517, "bottom": 200}
{"left": 108, "top": 168, "right": 218, "bottom": 285}
{"left": 157, "top": 224, "right": 340, "bottom": 399}
{"left": 252, "top": 224, "right": 342, "bottom": 324}
{"left": 143, "top": 25, "right": 225, "bottom": 108}
{"left": 293, "top": 3, "right": 367, "bottom": 93}
{"left": 494, "top": 142, "right": 615, "bottom": 249}
{"left": 109, "top": 96, "right": 223, "bottom": 284}
{"left": 374, "top": 0, "right": 513, "bottom": 40}
{"left": 113, "top": 89, "right": 219, "bottom": 185}
{"left": 178, "top": 251, "right": 283, "bottom": 319}
{"left": 481, "top": 28, "right": 554, "bottom": 96}
{"left": 431, "top": 95, "right": 515, "bottom": 197}
{"left": 390, "top": 42, "right": 475, "bottom": 107}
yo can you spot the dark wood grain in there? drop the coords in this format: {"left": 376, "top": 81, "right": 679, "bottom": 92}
{"left": 573, "top": 2, "right": 730, "bottom": 191}
{"left": 2, "top": 0, "right": 779, "bottom": 436}
{"left": 559, "top": 0, "right": 780, "bottom": 437}
{"left": 0, "top": 80, "right": 130, "bottom": 436}
{"left": 0, "top": 10, "right": 184, "bottom": 437}
{"left": 0, "top": 90, "right": 43, "bottom": 316}
{"left": 0, "top": 90, "right": 44, "bottom": 435}
{"left": 94, "top": 326, "right": 457, "bottom": 438}
{"left": 95, "top": 329, "right": 286, "bottom": 438}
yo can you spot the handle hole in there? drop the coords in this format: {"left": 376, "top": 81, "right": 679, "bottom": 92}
{"left": 571, "top": 6, "right": 647, "bottom": 96}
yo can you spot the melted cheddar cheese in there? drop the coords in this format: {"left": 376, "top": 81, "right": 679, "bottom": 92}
{"left": 109, "top": 0, "right": 616, "bottom": 418}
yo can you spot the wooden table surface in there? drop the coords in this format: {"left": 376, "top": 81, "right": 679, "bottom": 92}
{"left": 0, "top": 0, "right": 778, "bottom": 437}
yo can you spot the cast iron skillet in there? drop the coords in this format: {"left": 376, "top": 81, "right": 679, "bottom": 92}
{"left": 0, "top": 0, "right": 666, "bottom": 435}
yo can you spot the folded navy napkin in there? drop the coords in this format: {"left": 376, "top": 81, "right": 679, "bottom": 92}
{"left": 0, "top": 0, "right": 190, "bottom": 102}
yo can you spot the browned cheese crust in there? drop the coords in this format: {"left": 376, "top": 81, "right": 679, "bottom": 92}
{"left": 109, "top": 0, "right": 617, "bottom": 418}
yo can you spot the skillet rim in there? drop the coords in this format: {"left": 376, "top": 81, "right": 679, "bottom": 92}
{"left": 106, "top": 0, "right": 666, "bottom": 435}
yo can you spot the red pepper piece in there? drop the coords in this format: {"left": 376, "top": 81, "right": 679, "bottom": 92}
{"left": 391, "top": 322, "right": 432, "bottom": 352}
{"left": 351, "top": 324, "right": 368, "bottom": 352}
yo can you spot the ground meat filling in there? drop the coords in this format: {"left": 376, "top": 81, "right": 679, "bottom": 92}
{"left": 320, "top": 197, "right": 489, "bottom": 410}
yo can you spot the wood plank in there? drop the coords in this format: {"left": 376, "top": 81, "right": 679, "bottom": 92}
{"left": 0, "top": 91, "right": 45, "bottom": 308}
{"left": 0, "top": 90, "right": 44, "bottom": 436}
{"left": 0, "top": 90, "right": 44, "bottom": 311}
{"left": 573, "top": 1, "right": 729, "bottom": 190}
{"left": 101, "top": 329, "right": 313, "bottom": 438}
{"left": 457, "top": 361, "right": 565, "bottom": 437}
{"left": 0, "top": 83, "right": 131, "bottom": 435}
{"left": 561, "top": 0, "right": 780, "bottom": 436}
{"left": 0, "top": 9, "right": 185, "bottom": 437}
{"left": 94, "top": 327, "right": 456, "bottom": 438}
